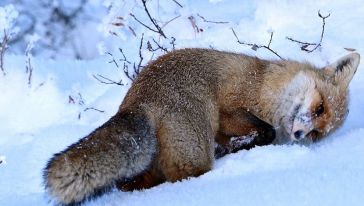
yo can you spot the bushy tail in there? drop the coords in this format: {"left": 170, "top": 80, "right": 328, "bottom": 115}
{"left": 43, "top": 110, "right": 157, "bottom": 205}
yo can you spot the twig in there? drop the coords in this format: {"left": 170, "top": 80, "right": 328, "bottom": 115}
{"left": 141, "top": 0, "right": 166, "bottom": 38}
{"left": 231, "top": 28, "right": 284, "bottom": 60}
{"left": 118, "top": 48, "right": 131, "bottom": 64}
{"left": 78, "top": 93, "right": 85, "bottom": 106}
{"left": 25, "top": 57, "right": 33, "bottom": 87}
{"left": 118, "top": 48, "right": 135, "bottom": 81}
{"left": 104, "top": 48, "right": 137, "bottom": 82}
{"left": 122, "top": 62, "right": 133, "bottom": 81}
{"left": 69, "top": 92, "right": 90, "bottom": 120}
{"left": 102, "top": 35, "right": 145, "bottom": 83}
{"left": 285, "top": 38, "right": 317, "bottom": 46}
{"left": 170, "top": 37, "right": 176, "bottom": 50}
{"left": 93, "top": 74, "right": 124, "bottom": 86}
{"left": 134, "top": 33, "right": 144, "bottom": 76}
{"left": 0, "top": 30, "right": 10, "bottom": 76}
{"left": 130, "top": 13, "right": 159, "bottom": 34}
{"left": 69, "top": 95, "right": 75, "bottom": 104}
{"left": 128, "top": 26, "right": 137, "bottom": 37}
{"left": 267, "top": 32, "right": 273, "bottom": 48}
{"left": 153, "top": 38, "right": 168, "bottom": 52}
{"left": 286, "top": 11, "right": 330, "bottom": 53}
{"left": 106, "top": 52, "right": 119, "bottom": 68}
{"left": 188, "top": 16, "right": 202, "bottom": 33}
{"left": 162, "top": 15, "right": 181, "bottom": 29}
{"left": 84, "top": 107, "right": 105, "bottom": 113}
{"left": 197, "top": 14, "right": 229, "bottom": 24}
{"left": 147, "top": 38, "right": 168, "bottom": 53}
{"left": 24, "top": 41, "right": 34, "bottom": 87}
{"left": 172, "top": 0, "right": 183, "bottom": 8}
{"left": 70, "top": 92, "right": 104, "bottom": 120}
{"left": 130, "top": 0, "right": 167, "bottom": 38}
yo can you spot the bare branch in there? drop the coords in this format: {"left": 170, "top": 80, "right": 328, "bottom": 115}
{"left": 128, "top": 26, "right": 137, "bottom": 37}
{"left": 162, "top": 15, "right": 181, "bottom": 29}
{"left": 285, "top": 37, "right": 316, "bottom": 46}
{"left": 33, "top": 82, "right": 45, "bottom": 92}
{"left": 69, "top": 95, "right": 76, "bottom": 104}
{"left": 134, "top": 33, "right": 144, "bottom": 76}
{"left": 73, "top": 93, "right": 105, "bottom": 120}
{"left": 197, "top": 14, "right": 229, "bottom": 24}
{"left": 130, "top": 0, "right": 167, "bottom": 38}
{"left": 118, "top": 48, "right": 131, "bottom": 64}
{"left": 25, "top": 57, "right": 33, "bottom": 87}
{"left": 101, "top": 34, "right": 146, "bottom": 83}
{"left": 104, "top": 46, "right": 140, "bottom": 83}
{"left": 286, "top": 11, "right": 330, "bottom": 53}
{"left": 148, "top": 38, "right": 169, "bottom": 53}
{"left": 24, "top": 41, "right": 34, "bottom": 87}
{"left": 188, "top": 16, "right": 202, "bottom": 33}
{"left": 117, "top": 48, "right": 135, "bottom": 81}
{"left": 170, "top": 37, "right": 176, "bottom": 50}
{"left": 106, "top": 52, "right": 119, "bottom": 68}
{"left": 78, "top": 93, "right": 85, "bottom": 106}
{"left": 141, "top": 0, "right": 166, "bottom": 38}
{"left": 130, "top": 13, "right": 160, "bottom": 34}
{"left": 84, "top": 107, "right": 105, "bottom": 113}
{"left": 122, "top": 62, "right": 134, "bottom": 81}
{"left": 0, "top": 30, "right": 10, "bottom": 76}
{"left": 231, "top": 28, "right": 284, "bottom": 60}
{"left": 172, "top": 0, "right": 183, "bottom": 8}
{"left": 267, "top": 32, "right": 273, "bottom": 48}
{"left": 92, "top": 74, "right": 124, "bottom": 86}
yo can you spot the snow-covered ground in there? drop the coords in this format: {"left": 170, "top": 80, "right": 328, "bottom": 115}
{"left": 1, "top": 0, "right": 364, "bottom": 205}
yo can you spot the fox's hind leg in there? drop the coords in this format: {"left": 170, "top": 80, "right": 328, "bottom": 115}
{"left": 156, "top": 111, "right": 216, "bottom": 182}
{"left": 116, "top": 166, "right": 164, "bottom": 191}
{"left": 117, "top": 107, "right": 216, "bottom": 189}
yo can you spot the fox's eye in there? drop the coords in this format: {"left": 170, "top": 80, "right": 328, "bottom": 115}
{"left": 314, "top": 102, "right": 324, "bottom": 117}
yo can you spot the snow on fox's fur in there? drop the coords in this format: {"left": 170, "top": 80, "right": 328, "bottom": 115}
{"left": 44, "top": 49, "right": 360, "bottom": 205}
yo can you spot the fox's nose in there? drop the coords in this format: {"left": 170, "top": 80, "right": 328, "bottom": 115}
{"left": 293, "top": 130, "right": 304, "bottom": 139}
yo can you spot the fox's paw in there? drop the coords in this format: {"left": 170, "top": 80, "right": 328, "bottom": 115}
{"left": 229, "top": 131, "right": 258, "bottom": 150}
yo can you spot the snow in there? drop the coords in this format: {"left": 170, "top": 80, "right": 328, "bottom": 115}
{"left": 0, "top": 155, "right": 5, "bottom": 164}
{"left": 88, "top": 130, "right": 364, "bottom": 206}
{"left": 0, "top": 0, "right": 364, "bottom": 206}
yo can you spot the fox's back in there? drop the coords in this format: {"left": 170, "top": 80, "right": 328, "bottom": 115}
{"left": 120, "top": 49, "right": 267, "bottom": 115}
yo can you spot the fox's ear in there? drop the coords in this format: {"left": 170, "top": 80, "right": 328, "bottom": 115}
{"left": 323, "top": 53, "right": 360, "bottom": 90}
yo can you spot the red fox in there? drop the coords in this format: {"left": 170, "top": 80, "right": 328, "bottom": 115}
{"left": 44, "top": 49, "right": 360, "bottom": 205}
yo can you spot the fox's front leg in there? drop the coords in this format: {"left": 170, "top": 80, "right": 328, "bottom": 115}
{"left": 215, "top": 109, "right": 275, "bottom": 158}
{"left": 215, "top": 131, "right": 261, "bottom": 158}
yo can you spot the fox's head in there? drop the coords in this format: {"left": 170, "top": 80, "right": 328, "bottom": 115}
{"left": 276, "top": 53, "right": 360, "bottom": 144}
